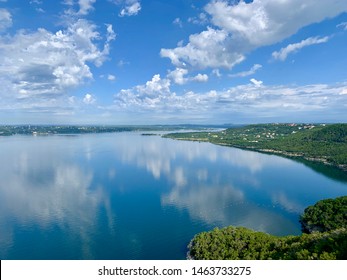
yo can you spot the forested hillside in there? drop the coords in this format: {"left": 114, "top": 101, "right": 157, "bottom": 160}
{"left": 188, "top": 196, "right": 347, "bottom": 260}
{"left": 165, "top": 123, "right": 347, "bottom": 171}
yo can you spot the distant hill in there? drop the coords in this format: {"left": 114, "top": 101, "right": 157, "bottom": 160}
{"left": 0, "top": 124, "right": 228, "bottom": 136}
{"left": 302, "top": 124, "right": 347, "bottom": 143}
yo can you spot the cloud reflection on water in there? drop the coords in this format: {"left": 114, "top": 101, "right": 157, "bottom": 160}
{"left": 0, "top": 133, "right": 335, "bottom": 259}
{"left": 0, "top": 137, "right": 114, "bottom": 259}
{"left": 110, "top": 133, "right": 302, "bottom": 235}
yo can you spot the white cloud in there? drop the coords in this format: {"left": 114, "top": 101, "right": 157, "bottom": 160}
{"left": 30, "top": 0, "right": 42, "bottom": 4}
{"left": 119, "top": 1, "right": 141, "bottom": 17}
{"left": 113, "top": 75, "right": 347, "bottom": 122}
{"left": 192, "top": 73, "right": 209, "bottom": 83}
{"left": 62, "top": 0, "right": 74, "bottom": 6}
{"left": 272, "top": 36, "right": 330, "bottom": 61}
{"left": 167, "top": 68, "right": 208, "bottom": 84}
{"left": 106, "top": 24, "right": 116, "bottom": 42}
{"left": 188, "top": 13, "right": 208, "bottom": 25}
{"left": 108, "top": 74, "right": 116, "bottom": 81}
{"left": 212, "top": 69, "right": 221, "bottom": 77}
{"left": 206, "top": 0, "right": 346, "bottom": 47}
{"left": 117, "top": 59, "right": 129, "bottom": 67}
{"left": 78, "top": 0, "right": 96, "bottom": 15}
{"left": 0, "top": 19, "right": 115, "bottom": 103}
{"left": 35, "top": 8, "right": 45, "bottom": 13}
{"left": 340, "top": 88, "right": 347, "bottom": 95}
{"left": 161, "top": 27, "right": 245, "bottom": 69}
{"left": 337, "top": 22, "right": 347, "bottom": 30}
{"left": 230, "top": 64, "right": 262, "bottom": 78}
{"left": 161, "top": 0, "right": 347, "bottom": 70}
{"left": 83, "top": 93, "right": 96, "bottom": 104}
{"left": 250, "top": 78, "right": 263, "bottom": 87}
{"left": 173, "top": 18, "right": 183, "bottom": 28}
{"left": 0, "top": 9, "right": 12, "bottom": 32}
{"left": 167, "top": 68, "right": 188, "bottom": 85}
{"left": 143, "top": 74, "right": 171, "bottom": 93}
{"left": 115, "top": 74, "right": 175, "bottom": 111}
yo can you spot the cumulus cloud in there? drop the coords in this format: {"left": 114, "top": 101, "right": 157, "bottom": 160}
{"left": 272, "top": 36, "right": 330, "bottom": 61}
{"left": 143, "top": 74, "right": 171, "bottom": 93}
{"left": 62, "top": 0, "right": 96, "bottom": 16}
{"left": 114, "top": 74, "right": 172, "bottom": 110}
{"left": 0, "top": 20, "right": 115, "bottom": 101}
{"left": 161, "top": 27, "right": 245, "bottom": 69}
{"left": 167, "top": 68, "right": 209, "bottom": 85}
{"left": 206, "top": 0, "right": 345, "bottom": 46}
{"left": 192, "top": 73, "right": 209, "bottom": 83}
{"left": 167, "top": 68, "right": 188, "bottom": 85}
{"left": 78, "top": 0, "right": 96, "bottom": 15}
{"left": 83, "top": 93, "right": 96, "bottom": 104}
{"left": 108, "top": 74, "right": 116, "bottom": 81}
{"left": 113, "top": 74, "right": 347, "bottom": 122}
{"left": 114, "top": 76, "right": 215, "bottom": 113}
{"left": 118, "top": 0, "right": 141, "bottom": 17}
{"left": 161, "top": 0, "right": 347, "bottom": 70}
{"left": 0, "top": 8, "right": 12, "bottom": 32}
{"left": 250, "top": 78, "right": 263, "bottom": 87}
{"left": 229, "top": 64, "right": 262, "bottom": 78}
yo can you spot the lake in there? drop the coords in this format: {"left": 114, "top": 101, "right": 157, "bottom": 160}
{"left": 0, "top": 132, "right": 346, "bottom": 259}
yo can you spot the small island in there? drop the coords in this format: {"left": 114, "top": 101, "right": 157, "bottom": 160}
{"left": 188, "top": 196, "right": 347, "bottom": 260}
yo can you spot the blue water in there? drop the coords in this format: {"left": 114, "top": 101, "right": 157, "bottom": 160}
{"left": 0, "top": 132, "right": 346, "bottom": 259}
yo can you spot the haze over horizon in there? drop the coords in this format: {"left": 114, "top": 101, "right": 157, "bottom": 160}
{"left": 0, "top": 0, "right": 347, "bottom": 125}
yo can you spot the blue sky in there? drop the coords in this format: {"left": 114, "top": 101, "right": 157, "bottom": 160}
{"left": 0, "top": 0, "right": 346, "bottom": 124}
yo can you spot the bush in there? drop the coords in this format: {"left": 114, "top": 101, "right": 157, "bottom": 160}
{"left": 188, "top": 196, "right": 347, "bottom": 260}
{"left": 300, "top": 196, "right": 347, "bottom": 233}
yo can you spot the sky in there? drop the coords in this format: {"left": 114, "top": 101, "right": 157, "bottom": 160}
{"left": 0, "top": 0, "right": 347, "bottom": 125}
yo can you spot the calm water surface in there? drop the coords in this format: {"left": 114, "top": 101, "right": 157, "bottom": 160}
{"left": 0, "top": 132, "right": 346, "bottom": 259}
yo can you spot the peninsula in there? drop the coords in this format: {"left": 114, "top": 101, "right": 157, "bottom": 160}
{"left": 165, "top": 123, "right": 347, "bottom": 172}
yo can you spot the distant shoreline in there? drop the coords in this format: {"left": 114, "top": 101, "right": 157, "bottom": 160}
{"left": 165, "top": 123, "right": 347, "bottom": 172}
{"left": 0, "top": 124, "right": 230, "bottom": 137}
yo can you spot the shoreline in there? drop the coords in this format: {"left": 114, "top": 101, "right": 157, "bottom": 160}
{"left": 166, "top": 137, "right": 347, "bottom": 172}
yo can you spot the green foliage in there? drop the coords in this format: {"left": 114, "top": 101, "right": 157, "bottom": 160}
{"left": 189, "top": 227, "right": 283, "bottom": 260}
{"left": 300, "top": 196, "right": 347, "bottom": 233}
{"left": 188, "top": 196, "right": 347, "bottom": 260}
{"left": 0, "top": 124, "right": 214, "bottom": 136}
{"left": 189, "top": 227, "right": 347, "bottom": 260}
{"left": 305, "top": 124, "right": 347, "bottom": 142}
{"left": 166, "top": 123, "right": 347, "bottom": 169}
